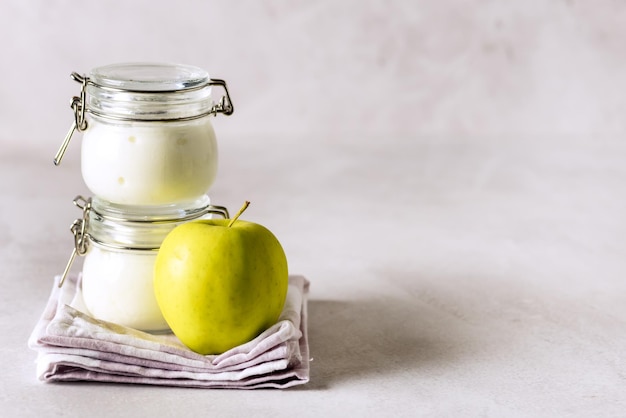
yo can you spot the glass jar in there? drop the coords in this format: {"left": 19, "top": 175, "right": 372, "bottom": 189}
{"left": 60, "top": 195, "right": 229, "bottom": 332}
{"left": 54, "top": 63, "right": 234, "bottom": 206}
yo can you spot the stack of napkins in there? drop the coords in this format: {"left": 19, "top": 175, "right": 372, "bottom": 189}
{"left": 28, "top": 274, "right": 310, "bottom": 389}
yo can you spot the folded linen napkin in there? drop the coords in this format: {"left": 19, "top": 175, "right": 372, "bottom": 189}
{"left": 28, "top": 274, "right": 310, "bottom": 389}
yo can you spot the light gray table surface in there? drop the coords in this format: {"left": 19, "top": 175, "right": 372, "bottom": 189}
{"left": 2, "top": 134, "right": 625, "bottom": 417}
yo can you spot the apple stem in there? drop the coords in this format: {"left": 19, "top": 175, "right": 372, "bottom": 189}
{"left": 228, "top": 201, "right": 250, "bottom": 227}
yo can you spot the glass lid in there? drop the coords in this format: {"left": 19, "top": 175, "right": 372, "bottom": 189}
{"left": 89, "top": 62, "right": 210, "bottom": 92}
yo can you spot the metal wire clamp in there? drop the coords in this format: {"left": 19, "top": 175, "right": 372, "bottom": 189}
{"left": 58, "top": 196, "right": 91, "bottom": 287}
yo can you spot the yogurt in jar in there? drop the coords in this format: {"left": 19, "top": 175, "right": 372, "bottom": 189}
{"left": 75, "top": 194, "right": 223, "bottom": 332}
{"left": 81, "top": 245, "right": 168, "bottom": 332}
{"left": 81, "top": 117, "right": 218, "bottom": 206}
{"left": 71, "top": 62, "right": 232, "bottom": 206}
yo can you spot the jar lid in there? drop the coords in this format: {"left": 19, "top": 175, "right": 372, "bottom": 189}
{"left": 90, "top": 62, "right": 210, "bottom": 92}
{"left": 83, "top": 195, "right": 228, "bottom": 250}
{"left": 84, "top": 62, "right": 230, "bottom": 121}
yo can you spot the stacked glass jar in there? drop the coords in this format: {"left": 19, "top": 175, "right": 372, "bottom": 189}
{"left": 54, "top": 63, "right": 233, "bottom": 332}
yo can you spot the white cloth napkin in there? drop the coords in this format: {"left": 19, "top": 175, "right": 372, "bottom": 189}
{"left": 28, "top": 274, "right": 310, "bottom": 389}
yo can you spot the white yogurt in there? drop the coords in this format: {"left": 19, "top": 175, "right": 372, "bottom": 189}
{"left": 81, "top": 117, "right": 218, "bottom": 206}
{"left": 81, "top": 244, "right": 168, "bottom": 332}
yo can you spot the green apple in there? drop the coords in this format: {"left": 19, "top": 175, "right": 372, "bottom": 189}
{"left": 153, "top": 202, "right": 288, "bottom": 355}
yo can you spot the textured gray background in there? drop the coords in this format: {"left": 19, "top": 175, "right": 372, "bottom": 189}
{"left": 2, "top": 0, "right": 626, "bottom": 151}
{"left": 2, "top": 1, "right": 625, "bottom": 416}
